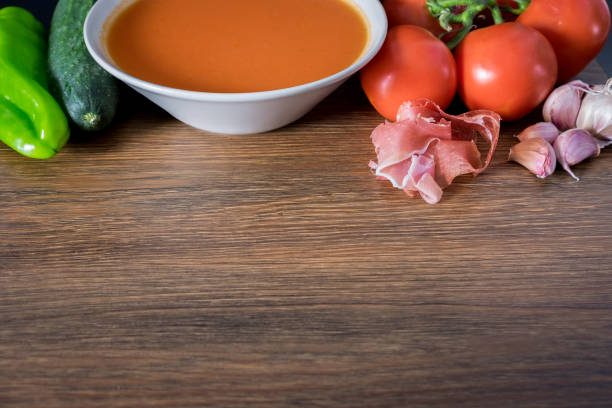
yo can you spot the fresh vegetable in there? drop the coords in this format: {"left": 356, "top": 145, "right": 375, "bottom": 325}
{"left": 368, "top": 98, "right": 500, "bottom": 204}
{"left": 508, "top": 137, "right": 556, "bottom": 178}
{"left": 0, "top": 6, "right": 47, "bottom": 86}
{"left": 554, "top": 129, "right": 600, "bottom": 181}
{"left": 368, "top": 1, "right": 608, "bottom": 123}
{"left": 360, "top": 25, "right": 457, "bottom": 120}
{"left": 0, "top": 6, "right": 69, "bottom": 159}
{"left": 542, "top": 80, "right": 590, "bottom": 131}
{"left": 517, "top": 0, "right": 611, "bottom": 83}
{"left": 48, "top": 0, "right": 119, "bottom": 131}
{"left": 383, "top": 0, "right": 445, "bottom": 35}
{"left": 512, "top": 78, "right": 612, "bottom": 181}
{"left": 423, "top": 0, "right": 609, "bottom": 80}
{"left": 516, "top": 122, "right": 559, "bottom": 144}
{"left": 454, "top": 22, "right": 557, "bottom": 121}
{"left": 576, "top": 79, "right": 612, "bottom": 142}
{"left": 426, "top": 0, "right": 529, "bottom": 48}
{"left": 542, "top": 78, "right": 612, "bottom": 145}
{"left": 382, "top": 0, "right": 520, "bottom": 45}
{"left": 509, "top": 125, "right": 600, "bottom": 181}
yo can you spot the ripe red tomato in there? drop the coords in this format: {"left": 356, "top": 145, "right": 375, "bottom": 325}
{"left": 454, "top": 22, "right": 557, "bottom": 121}
{"left": 383, "top": 0, "right": 445, "bottom": 36}
{"left": 360, "top": 25, "right": 457, "bottom": 120}
{"left": 517, "top": 0, "right": 611, "bottom": 82}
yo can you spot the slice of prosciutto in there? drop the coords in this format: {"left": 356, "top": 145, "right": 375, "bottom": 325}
{"left": 369, "top": 99, "right": 500, "bottom": 204}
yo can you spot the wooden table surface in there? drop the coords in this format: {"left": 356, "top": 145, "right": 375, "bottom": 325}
{"left": 1, "top": 62, "right": 611, "bottom": 407}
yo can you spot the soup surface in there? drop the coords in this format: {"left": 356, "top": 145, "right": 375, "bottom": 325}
{"left": 104, "top": 0, "right": 368, "bottom": 93}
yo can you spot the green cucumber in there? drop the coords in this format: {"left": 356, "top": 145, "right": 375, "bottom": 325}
{"left": 48, "top": 0, "right": 118, "bottom": 132}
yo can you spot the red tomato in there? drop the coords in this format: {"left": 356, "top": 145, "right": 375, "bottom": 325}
{"left": 454, "top": 22, "right": 557, "bottom": 121}
{"left": 360, "top": 25, "right": 457, "bottom": 120}
{"left": 383, "top": 0, "right": 445, "bottom": 36}
{"left": 517, "top": 0, "right": 611, "bottom": 82}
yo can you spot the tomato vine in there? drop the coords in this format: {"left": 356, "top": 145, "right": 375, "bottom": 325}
{"left": 426, "top": 0, "right": 531, "bottom": 48}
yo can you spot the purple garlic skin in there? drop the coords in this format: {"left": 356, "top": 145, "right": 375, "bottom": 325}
{"left": 517, "top": 122, "right": 560, "bottom": 144}
{"left": 553, "top": 128, "right": 600, "bottom": 181}
{"left": 542, "top": 80, "right": 589, "bottom": 131}
{"left": 509, "top": 137, "right": 556, "bottom": 179}
{"left": 576, "top": 79, "right": 612, "bottom": 141}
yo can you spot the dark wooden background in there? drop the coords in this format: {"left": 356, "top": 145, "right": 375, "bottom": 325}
{"left": 2, "top": 60, "right": 612, "bottom": 406}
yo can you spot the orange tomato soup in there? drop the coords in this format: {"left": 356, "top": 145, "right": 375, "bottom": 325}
{"left": 103, "top": 0, "right": 368, "bottom": 93}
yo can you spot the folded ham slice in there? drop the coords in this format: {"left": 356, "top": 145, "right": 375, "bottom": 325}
{"left": 369, "top": 99, "right": 500, "bottom": 203}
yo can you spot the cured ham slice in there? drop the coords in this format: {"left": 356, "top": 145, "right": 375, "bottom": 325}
{"left": 369, "top": 99, "right": 500, "bottom": 203}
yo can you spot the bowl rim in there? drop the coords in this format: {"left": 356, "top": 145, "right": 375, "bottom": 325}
{"left": 83, "top": 0, "right": 388, "bottom": 102}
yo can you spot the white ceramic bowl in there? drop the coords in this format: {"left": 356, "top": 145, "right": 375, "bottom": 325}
{"left": 84, "top": 0, "right": 387, "bottom": 135}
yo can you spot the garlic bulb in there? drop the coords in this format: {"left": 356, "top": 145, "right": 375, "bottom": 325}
{"left": 553, "top": 129, "right": 600, "bottom": 181}
{"left": 516, "top": 122, "right": 560, "bottom": 144}
{"left": 542, "top": 80, "right": 589, "bottom": 131}
{"left": 576, "top": 78, "right": 612, "bottom": 141}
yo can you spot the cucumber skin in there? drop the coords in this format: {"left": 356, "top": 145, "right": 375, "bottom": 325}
{"left": 48, "top": 0, "right": 119, "bottom": 132}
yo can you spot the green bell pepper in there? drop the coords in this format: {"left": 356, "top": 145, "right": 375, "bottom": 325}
{"left": 0, "top": 6, "right": 69, "bottom": 159}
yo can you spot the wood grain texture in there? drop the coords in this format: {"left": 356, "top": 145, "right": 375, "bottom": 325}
{"left": 1, "top": 62, "right": 611, "bottom": 408}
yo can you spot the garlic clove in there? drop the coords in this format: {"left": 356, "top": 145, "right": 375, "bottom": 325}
{"left": 508, "top": 137, "right": 556, "bottom": 179}
{"left": 553, "top": 128, "right": 600, "bottom": 181}
{"left": 542, "top": 80, "right": 589, "bottom": 131}
{"left": 516, "top": 122, "right": 560, "bottom": 144}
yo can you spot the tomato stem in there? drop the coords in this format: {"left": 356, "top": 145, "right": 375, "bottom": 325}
{"left": 490, "top": 5, "right": 504, "bottom": 24}
{"left": 499, "top": 0, "right": 530, "bottom": 15}
{"left": 426, "top": 0, "right": 532, "bottom": 49}
{"left": 445, "top": 24, "right": 473, "bottom": 50}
